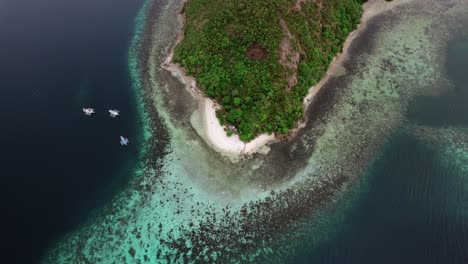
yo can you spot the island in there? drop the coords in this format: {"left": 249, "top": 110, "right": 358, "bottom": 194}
{"left": 165, "top": 0, "right": 366, "bottom": 156}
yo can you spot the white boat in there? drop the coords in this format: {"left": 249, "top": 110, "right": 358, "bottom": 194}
{"left": 120, "top": 136, "right": 129, "bottom": 146}
{"left": 109, "top": 109, "right": 120, "bottom": 118}
{"left": 83, "top": 108, "right": 95, "bottom": 116}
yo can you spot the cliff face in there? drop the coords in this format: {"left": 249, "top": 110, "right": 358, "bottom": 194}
{"left": 174, "top": 0, "right": 365, "bottom": 141}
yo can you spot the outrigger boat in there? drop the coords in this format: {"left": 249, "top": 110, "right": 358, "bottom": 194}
{"left": 109, "top": 109, "right": 120, "bottom": 118}
{"left": 83, "top": 108, "right": 95, "bottom": 116}
{"left": 120, "top": 136, "right": 129, "bottom": 146}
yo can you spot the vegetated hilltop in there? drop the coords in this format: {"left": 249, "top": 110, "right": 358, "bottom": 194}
{"left": 174, "top": 0, "right": 365, "bottom": 141}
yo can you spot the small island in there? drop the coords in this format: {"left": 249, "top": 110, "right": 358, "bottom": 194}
{"left": 173, "top": 0, "right": 364, "bottom": 142}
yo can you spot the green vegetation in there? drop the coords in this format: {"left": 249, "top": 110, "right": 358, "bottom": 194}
{"left": 174, "top": 0, "right": 365, "bottom": 141}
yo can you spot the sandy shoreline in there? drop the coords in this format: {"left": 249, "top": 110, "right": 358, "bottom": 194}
{"left": 302, "top": 0, "right": 415, "bottom": 110}
{"left": 162, "top": 0, "right": 413, "bottom": 157}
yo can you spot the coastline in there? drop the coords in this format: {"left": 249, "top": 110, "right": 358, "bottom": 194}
{"left": 302, "top": 0, "right": 415, "bottom": 116}
{"left": 163, "top": 0, "right": 413, "bottom": 157}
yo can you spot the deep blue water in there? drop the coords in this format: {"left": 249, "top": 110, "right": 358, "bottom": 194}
{"left": 292, "top": 37, "right": 468, "bottom": 264}
{"left": 0, "top": 0, "right": 143, "bottom": 262}
{"left": 293, "top": 134, "right": 468, "bottom": 264}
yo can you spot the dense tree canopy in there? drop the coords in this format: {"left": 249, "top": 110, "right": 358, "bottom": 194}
{"left": 174, "top": 0, "right": 365, "bottom": 141}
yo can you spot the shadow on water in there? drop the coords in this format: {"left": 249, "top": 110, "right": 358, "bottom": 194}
{"left": 291, "top": 133, "right": 468, "bottom": 264}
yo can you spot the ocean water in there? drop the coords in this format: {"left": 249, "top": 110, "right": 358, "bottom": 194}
{"left": 291, "top": 34, "right": 468, "bottom": 264}
{"left": 291, "top": 134, "right": 468, "bottom": 264}
{"left": 0, "top": 0, "right": 144, "bottom": 262}
{"left": 11, "top": 0, "right": 468, "bottom": 263}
